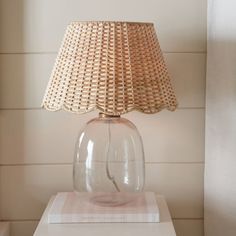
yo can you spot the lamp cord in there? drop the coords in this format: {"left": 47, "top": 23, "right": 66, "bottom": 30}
{"left": 106, "top": 120, "right": 120, "bottom": 192}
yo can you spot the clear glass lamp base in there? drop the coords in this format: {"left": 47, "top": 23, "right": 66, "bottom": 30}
{"left": 84, "top": 192, "right": 139, "bottom": 207}
{"left": 73, "top": 113, "right": 145, "bottom": 206}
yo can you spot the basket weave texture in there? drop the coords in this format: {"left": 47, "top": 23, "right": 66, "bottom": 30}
{"left": 42, "top": 21, "right": 177, "bottom": 115}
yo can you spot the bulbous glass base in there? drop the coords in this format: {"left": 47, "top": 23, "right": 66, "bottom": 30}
{"left": 73, "top": 114, "right": 145, "bottom": 206}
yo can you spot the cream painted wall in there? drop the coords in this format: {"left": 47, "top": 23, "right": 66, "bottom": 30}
{"left": 0, "top": 0, "right": 206, "bottom": 236}
{"left": 205, "top": 0, "right": 236, "bottom": 235}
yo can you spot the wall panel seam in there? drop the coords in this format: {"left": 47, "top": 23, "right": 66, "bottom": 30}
{"left": 0, "top": 107, "right": 205, "bottom": 111}
{"left": 0, "top": 163, "right": 205, "bottom": 167}
{"left": 172, "top": 218, "right": 204, "bottom": 220}
{"left": 2, "top": 218, "right": 204, "bottom": 222}
{"left": 0, "top": 51, "right": 207, "bottom": 55}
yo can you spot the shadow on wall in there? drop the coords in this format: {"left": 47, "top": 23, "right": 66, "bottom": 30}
{"left": 0, "top": 0, "right": 25, "bottom": 225}
{"left": 0, "top": 0, "right": 25, "bottom": 159}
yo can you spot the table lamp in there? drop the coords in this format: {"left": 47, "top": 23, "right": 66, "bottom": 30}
{"left": 42, "top": 21, "right": 177, "bottom": 206}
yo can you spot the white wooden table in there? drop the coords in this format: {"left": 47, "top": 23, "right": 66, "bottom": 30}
{"left": 33, "top": 195, "right": 176, "bottom": 236}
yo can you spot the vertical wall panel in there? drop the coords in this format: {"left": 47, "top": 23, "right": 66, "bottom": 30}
{"left": 205, "top": 1, "right": 236, "bottom": 236}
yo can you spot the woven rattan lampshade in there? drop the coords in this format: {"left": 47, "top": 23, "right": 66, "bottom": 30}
{"left": 42, "top": 21, "right": 177, "bottom": 115}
